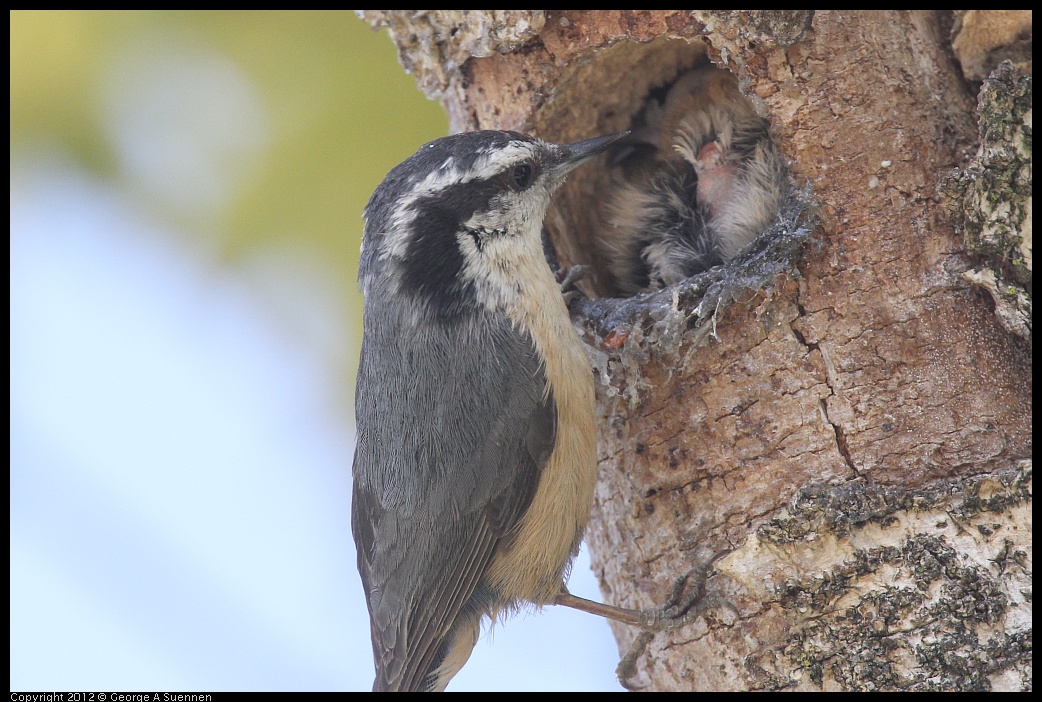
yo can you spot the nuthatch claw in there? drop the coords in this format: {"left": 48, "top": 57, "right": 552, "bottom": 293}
{"left": 556, "top": 264, "right": 589, "bottom": 306}
{"left": 615, "top": 550, "right": 734, "bottom": 689}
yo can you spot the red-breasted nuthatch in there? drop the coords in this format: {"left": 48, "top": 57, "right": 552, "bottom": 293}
{"left": 353, "top": 129, "right": 626, "bottom": 691}
{"left": 604, "top": 65, "right": 788, "bottom": 295}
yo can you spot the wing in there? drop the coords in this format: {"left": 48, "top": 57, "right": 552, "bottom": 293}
{"left": 351, "top": 306, "right": 554, "bottom": 691}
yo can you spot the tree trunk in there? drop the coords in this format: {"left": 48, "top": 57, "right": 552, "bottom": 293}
{"left": 360, "top": 10, "right": 1031, "bottom": 691}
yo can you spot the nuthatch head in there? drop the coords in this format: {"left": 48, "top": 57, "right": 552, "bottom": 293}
{"left": 604, "top": 65, "right": 788, "bottom": 295}
{"left": 353, "top": 129, "right": 625, "bottom": 691}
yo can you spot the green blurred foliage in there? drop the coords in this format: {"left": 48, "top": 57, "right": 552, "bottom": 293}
{"left": 10, "top": 10, "right": 448, "bottom": 339}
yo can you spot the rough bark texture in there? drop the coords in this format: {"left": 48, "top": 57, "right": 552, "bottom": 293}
{"left": 359, "top": 10, "right": 1032, "bottom": 691}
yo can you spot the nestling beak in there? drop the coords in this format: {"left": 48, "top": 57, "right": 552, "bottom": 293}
{"left": 551, "top": 131, "right": 630, "bottom": 181}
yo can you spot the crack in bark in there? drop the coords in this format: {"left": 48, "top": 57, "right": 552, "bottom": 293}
{"left": 792, "top": 299, "right": 861, "bottom": 478}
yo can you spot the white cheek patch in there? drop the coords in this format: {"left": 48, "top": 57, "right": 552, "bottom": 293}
{"left": 457, "top": 187, "right": 554, "bottom": 313}
{"left": 462, "top": 199, "right": 509, "bottom": 236}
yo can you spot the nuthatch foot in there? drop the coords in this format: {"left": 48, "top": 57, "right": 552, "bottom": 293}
{"left": 353, "top": 129, "right": 627, "bottom": 691}
{"left": 603, "top": 65, "right": 788, "bottom": 295}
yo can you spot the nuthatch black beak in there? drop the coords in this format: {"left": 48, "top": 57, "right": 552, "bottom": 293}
{"left": 551, "top": 131, "right": 630, "bottom": 182}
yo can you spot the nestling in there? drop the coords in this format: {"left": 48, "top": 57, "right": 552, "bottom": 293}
{"left": 353, "top": 129, "right": 625, "bottom": 691}
{"left": 604, "top": 65, "right": 788, "bottom": 295}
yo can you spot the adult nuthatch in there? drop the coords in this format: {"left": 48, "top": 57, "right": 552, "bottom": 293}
{"left": 604, "top": 65, "right": 788, "bottom": 295}
{"left": 353, "top": 129, "right": 626, "bottom": 691}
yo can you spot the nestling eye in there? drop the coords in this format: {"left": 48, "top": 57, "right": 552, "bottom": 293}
{"left": 511, "top": 162, "right": 534, "bottom": 190}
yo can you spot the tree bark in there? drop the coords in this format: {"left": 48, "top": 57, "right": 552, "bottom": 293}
{"left": 360, "top": 10, "right": 1031, "bottom": 691}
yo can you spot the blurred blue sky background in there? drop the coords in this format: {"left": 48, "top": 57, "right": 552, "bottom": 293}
{"left": 10, "top": 10, "right": 622, "bottom": 692}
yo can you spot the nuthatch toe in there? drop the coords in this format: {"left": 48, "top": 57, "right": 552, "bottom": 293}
{"left": 604, "top": 65, "right": 788, "bottom": 295}
{"left": 353, "top": 129, "right": 626, "bottom": 691}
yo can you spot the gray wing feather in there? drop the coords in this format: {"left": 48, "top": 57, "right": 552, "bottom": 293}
{"left": 352, "top": 304, "right": 554, "bottom": 691}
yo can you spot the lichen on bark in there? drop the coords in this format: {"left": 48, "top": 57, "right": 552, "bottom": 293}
{"left": 942, "top": 61, "right": 1032, "bottom": 340}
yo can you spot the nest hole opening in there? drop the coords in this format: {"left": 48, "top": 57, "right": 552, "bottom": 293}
{"left": 535, "top": 38, "right": 787, "bottom": 300}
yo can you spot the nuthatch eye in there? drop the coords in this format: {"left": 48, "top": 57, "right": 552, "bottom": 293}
{"left": 604, "top": 65, "right": 788, "bottom": 295}
{"left": 353, "top": 129, "right": 626, "bottom": 691}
